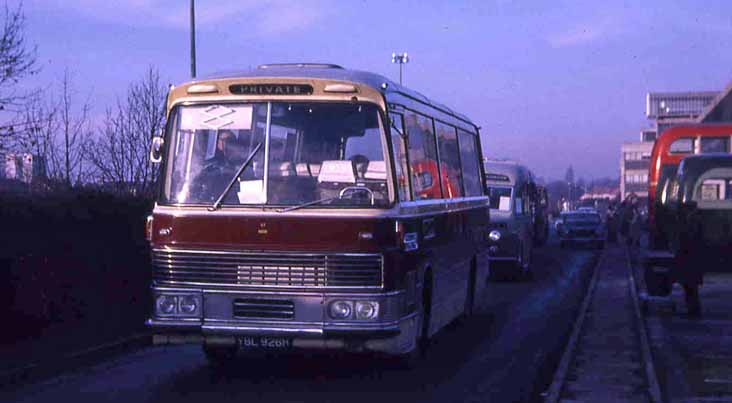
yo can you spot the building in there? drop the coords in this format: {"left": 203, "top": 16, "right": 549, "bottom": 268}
{"left": 699, "top": 80, "right": 732, "bottom": 123}
{"left": 0, "top": 153, "right": 45, "bottom": 184}
{"left": 645, "top": 91, "right": 719, "bottom": 138}
{"left": 620, "top": 138, "right": 653, "bottom": 201}
{"left": 619, "top": 91, "right": 720, "bottom": 202}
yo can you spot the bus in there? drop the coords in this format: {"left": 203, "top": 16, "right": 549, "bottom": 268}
{"left": 145, "top": 63, "right": 491, "bottom": 364}
{"left": 648, "top": 124, "right": 732, "bottom": 249}
{"left": 483, "top": 161, "right": 536, "bottom": 279}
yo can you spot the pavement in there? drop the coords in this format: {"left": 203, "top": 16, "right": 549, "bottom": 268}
{"left": 629, "top": 239, "right": 732, "bottom": 402}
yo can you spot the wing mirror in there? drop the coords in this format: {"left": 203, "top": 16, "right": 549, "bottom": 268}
{"left": 149, "top": 129, "right": 164, "bottom": 164}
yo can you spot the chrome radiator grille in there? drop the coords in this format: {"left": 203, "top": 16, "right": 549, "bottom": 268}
{"left": 152, "top": 248, "right": 383, "bottom": 289}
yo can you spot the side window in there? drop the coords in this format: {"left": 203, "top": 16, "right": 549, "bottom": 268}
{"left": 389, "top": 112, "right": 411, "bottom": 201}
{"left": 514, "top": 194, "right": 523, "bottom": 215}
{"left": 669, "top": 138, "right": 694, "bottom": 154}
{"left": 697, "top": 178, "right": 732, "bottom": 201}
{"left": 457, "top": 130, "right": 483, "bottom": 196}
{"left": 405, "top": 112, "right": 441, "bottom": 200}
{"left": 699, "top": 137, "right": 730, "bottom": 153}
{"left": 514, "top": 184, "right": 529, "bottom": 215}
{"left": 435, "top": 121, "right": 463, "bottom": 198}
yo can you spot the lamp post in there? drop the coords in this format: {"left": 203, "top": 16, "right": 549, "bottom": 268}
{"left": 391, "top": 52, "right": 409, "bottom": 85}
{"left": 190, "top": 0, "right": 197, "bottom": 78}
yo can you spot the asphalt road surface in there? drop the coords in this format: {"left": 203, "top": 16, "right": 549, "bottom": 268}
{"left": 1, "top": 236, "right": 598, "bottom": 403}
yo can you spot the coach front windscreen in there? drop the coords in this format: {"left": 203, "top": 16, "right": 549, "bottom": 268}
{"left": 161, "top": 102, "right": 391, "bottom": 208}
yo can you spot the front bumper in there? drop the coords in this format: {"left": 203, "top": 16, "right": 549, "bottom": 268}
{"left": 147, "top": 288, "right": 419, "bottom": 355}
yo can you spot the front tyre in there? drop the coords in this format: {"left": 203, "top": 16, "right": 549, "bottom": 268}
{"left": 396, "top": 274, "right": 433, "bottom": 369}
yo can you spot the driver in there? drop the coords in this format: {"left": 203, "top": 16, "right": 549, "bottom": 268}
{"left": 192, "top": 130, "right": 242, "bottom": 201}
{"left": 212, "top": 130, "right": 241, "bottom": 169}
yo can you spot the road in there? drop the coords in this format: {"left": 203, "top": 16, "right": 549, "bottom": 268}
{"left": 0, "top": 237, "right": 598, "bottom": 403}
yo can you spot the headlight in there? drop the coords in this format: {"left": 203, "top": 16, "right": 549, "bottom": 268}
{"left": 156, "top": 295, "right": 177, "bottom": 315}
{"left": 329, "top": 301, "right": 353, "bottom": 319}
{"left": 355, "top": 301, "right": 380, "bottom": 320}
{"left": 489, "top": 230, "right": 502, "bottom": 242}
{"left": 179, "top": 296, "right": 199, "bottom": 314}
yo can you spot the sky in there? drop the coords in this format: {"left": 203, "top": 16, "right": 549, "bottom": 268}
{"left": 15, "top": 0, "right": 732, "bottom": 180}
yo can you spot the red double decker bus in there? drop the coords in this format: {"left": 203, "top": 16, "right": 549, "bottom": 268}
{"left": 648, "top": 123, "right": 732, "bottom": 249}
{"left": 145, "top": 64, "right": 491, "bottom": 364}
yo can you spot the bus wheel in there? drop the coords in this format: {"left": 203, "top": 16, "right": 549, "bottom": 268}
{"left": 203, "top": 344, "right": 238, "bottom": 367}
{"left": 397, "top": 272, "right": 432, "bottom": 369}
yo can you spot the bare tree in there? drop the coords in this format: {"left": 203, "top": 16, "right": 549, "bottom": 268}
{"left": 86, "top": 67, "right": 167, "bottom": 195}
{"left": 0, "top": 2, "right": 37, "bottom": 109}
{"left": 58, "top": 69, "right": 91, "bottom": 186}
{"left": 10, "top": 70, "right": 92, "bottom": 187}
{"left": 0, "top": 2, "right": 38, "bottom": 151}
{"left": 13, "top": 91, "right": 61, "bottom": 180}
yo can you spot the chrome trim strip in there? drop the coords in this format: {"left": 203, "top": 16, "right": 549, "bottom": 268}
{"left": 151, "top": 196, "right": 488, "bottom": 218}
{"left": 151, "top": 285, "right": 405, "bottom": 298}
{"left": 150, "top": 311, "right": 417, "bottom": 336}
{"left": 202, "top": 324, "right": 324, "bottom": 335}
{"left": 154, "top": 247, "right": 381, "bottom": 258}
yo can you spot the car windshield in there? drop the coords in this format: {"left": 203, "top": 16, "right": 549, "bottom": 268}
{"left": 487, "top": 186, "right": 512, "bottom": 211}
{"left": 161, "top": 102, "right": 390, "bottom": 208}
{"left": 563, "top": 213, "right": 601, "bottom": 224}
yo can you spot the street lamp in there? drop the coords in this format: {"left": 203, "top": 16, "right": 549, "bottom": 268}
{"left": 391, "top": 52, "right": 409, "bottom": 85}
{"left": 190, "top": 0, "right": 197, "bottom": 78}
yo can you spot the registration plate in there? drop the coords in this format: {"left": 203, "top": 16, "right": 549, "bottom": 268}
{"left": 240, "top": 336, "right": 292, "bottom": 350}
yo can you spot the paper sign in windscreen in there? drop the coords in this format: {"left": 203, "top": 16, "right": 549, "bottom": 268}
{"left": 238, "top": 180, "right": 266, "bottom": 204}
{"left": 499, "top": 196, "right": 511, "bottom": 211}
{"left": 180, "top": 105, "right": 253, "bottom": 131}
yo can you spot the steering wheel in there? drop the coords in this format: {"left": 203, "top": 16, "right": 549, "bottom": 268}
{"left": 339, "top": 186, "right": 375, "bottom": 205}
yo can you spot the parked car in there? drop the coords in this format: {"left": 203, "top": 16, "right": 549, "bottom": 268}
{"left": 557, "top": 210, "right": 606, "bottom": 249}
{"left": 484, "top": 161, "right": 537, "bottom": 279}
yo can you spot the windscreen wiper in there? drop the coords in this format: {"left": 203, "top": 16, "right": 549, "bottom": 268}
{"left": 208, "top": 142, "right": 263, "bottom": 212}
{"left": 276, "top": 196, "right": 338, "bottom": 213}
